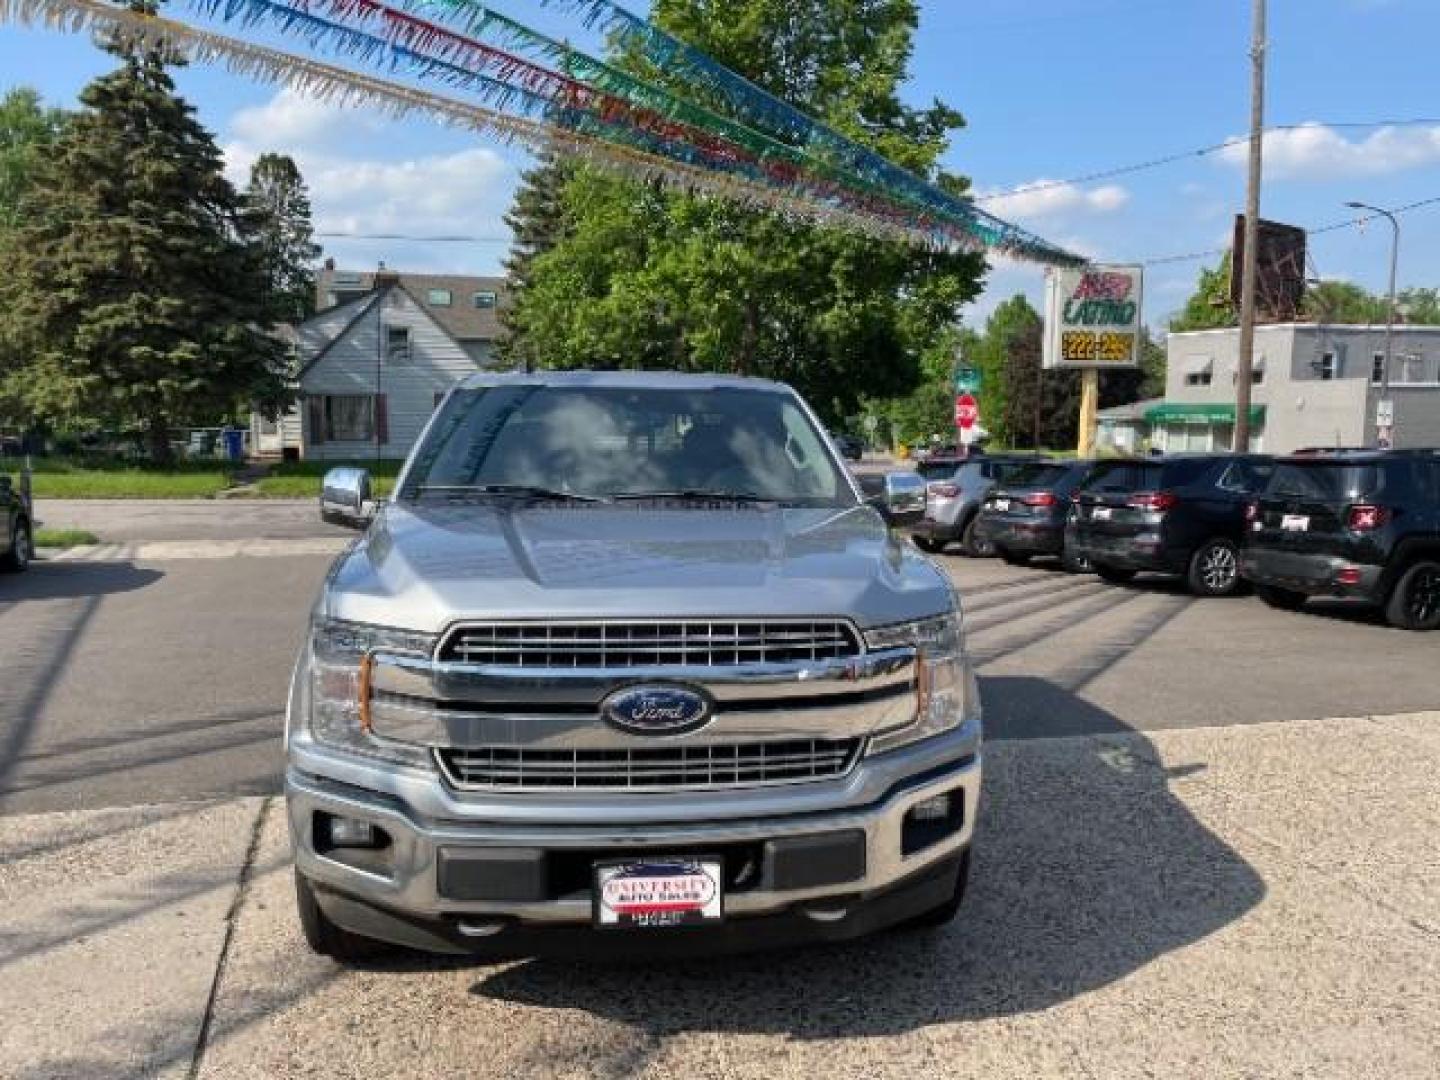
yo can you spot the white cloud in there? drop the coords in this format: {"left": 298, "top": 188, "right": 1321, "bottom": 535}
{"left": 1217, "top": 122, "right": 1440, "bottom": 180}
{"left": 223, "top": 90, "right": 519, "bottom": 275}
{"left": 977, "top": 180, "right": 1129, "bottom": 220}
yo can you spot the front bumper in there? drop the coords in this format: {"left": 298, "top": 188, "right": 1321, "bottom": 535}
{"left": 287, "top": 727, "right": 980, "bottom": 950}
{"left": 1241, "top": 548, "right": 1385, "bottom": 600}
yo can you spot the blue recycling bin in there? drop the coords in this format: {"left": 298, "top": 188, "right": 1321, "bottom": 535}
{"left": 222, "top": 427, "right": 245, "bottom": 462}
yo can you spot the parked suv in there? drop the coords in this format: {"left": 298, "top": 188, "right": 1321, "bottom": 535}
{"left": 1, "top": 471, "right": 33, "bottom": 573}
{"left": 974, "top": 460, "right": 1095, "bottom": 571}
{"left": 292, "top": 372, "right": 982, "bottom": 960}
{"left": 910, "top": 454, "right": 1048, "bottom": 557}
{"left": 1242, "top": 450, "right": 1440, "bottom": 630}
{"left": 1067, "top": 454, "right": 1273, "bottom": 596}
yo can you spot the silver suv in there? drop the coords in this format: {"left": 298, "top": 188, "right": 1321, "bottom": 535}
{"left": 290, "top": 372, "right": 982, "bottom": 959}
{"left": 911, "top": 454, "right": 1048, "bottom": 557}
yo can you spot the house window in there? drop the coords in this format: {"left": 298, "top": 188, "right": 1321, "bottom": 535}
{"left": 386, "top": 324, "right": 411, "bottom": 363}
{"left": 322, "top": 396, "right": 373, "bottom": 441}
{"left": 1317, "top": 351, "right": 1338, "bottom": 380}
{"left": 1398, "top": 354, "right": 1431, "bottom": 384}
{"left": 427, "top": 288, "right": 453, "bottom": 306}
{"left": 1373, "top": 353, "right": 1386, "bottom": 386}
{"left": 1235, "top": 357, "right": 1265, "bottom": 386}
{"left": 1184, "top": 358, "right": 1213, "bottom": 387}
{"left": 473, "top": 291, "right": 498, "bottom": 309}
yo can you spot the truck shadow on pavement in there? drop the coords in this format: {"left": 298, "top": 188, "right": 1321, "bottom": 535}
{"left": 472, "top": 679, "right": 1266, "bottom": 1039}
{"left": 0, "top": 561, "right": 163, "bottom": 602}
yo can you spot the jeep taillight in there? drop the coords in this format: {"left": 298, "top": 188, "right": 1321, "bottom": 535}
{"left": 1128, "top": 491, "right": 1178, "bottom": 512}
{"left": 1347, "top": 504, "right": 1390, "bottom": 531}
{"left": 1022, "top": 492, "right": 1058, "bottom": 508}
{"left": 930, "top": 483, "right": 960, "bottom": 498}
{"left": 1245, "top": 501, "right": 1259, "bottom": 522}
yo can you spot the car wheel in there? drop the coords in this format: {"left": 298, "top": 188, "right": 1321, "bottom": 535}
{"left": 959, "top": 517, "right": 995, "bottom": 558}
{"left": 1385, "top": 560, "right": 1440, "bottom": 632}
{"left": 1255, "top": 584, "right": 1307, "bottom": 611}
{"left": 906, "top": 848, "right": 971, "bottom": 930}
{"left": 999, "top": 549, "right": 1031, "bottom": 567}
{"left": 1094, "top": 564, "right": 1136, "bottom": 585}
{"left": 1061, "top": 546, "right": 1092, "bottom": 574}
{"left": 1, "top": 519, "right": 31, "bottom": 573}
{"left": 294, "top": 870, "right": 388, "bottom": 963}
{"left": 1187, "top": 539, "right": 1241, "bottom": 597}
{"left": 913, "top": 536, "right": 945, "bottom": 555}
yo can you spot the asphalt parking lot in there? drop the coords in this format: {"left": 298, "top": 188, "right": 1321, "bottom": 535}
{"left": 2, "top": 504, "right": 1438, "bottom": 1078}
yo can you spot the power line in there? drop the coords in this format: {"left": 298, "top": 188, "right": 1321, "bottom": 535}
{"left": 973, "top": 117, "right": 1440, "bottom": 204}
{"left": 1139, "top": 194, "right": 1440, "bottom": 268}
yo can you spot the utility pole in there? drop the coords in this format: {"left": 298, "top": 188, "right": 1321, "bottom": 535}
{"left": 1234, "top": 0, "right": 1266, "bottom": 453}
{"left": 1345, "top": 202, "right": 1400, "bottom": 447}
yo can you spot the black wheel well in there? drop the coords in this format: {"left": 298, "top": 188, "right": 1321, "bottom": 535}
{"left": 1381, "top": 539, "right": 1440, "bottom": 592}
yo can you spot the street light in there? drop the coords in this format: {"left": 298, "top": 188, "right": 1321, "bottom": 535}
{"left": 1345, "top": 200, "right": 1399, "bottom": 446}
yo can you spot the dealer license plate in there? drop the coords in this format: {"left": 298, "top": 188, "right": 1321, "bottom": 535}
{"left": 1281, "top": 514, "right": 1310, "bottom": 532}
{"left": 1092, "top": 506, "right": 1114, "bottom": 521}
{"left": 992, "top": 498, "right": 1011, "bottom": 512}
{"left": 594, "top": 859, "right": 723, "bottom": 929}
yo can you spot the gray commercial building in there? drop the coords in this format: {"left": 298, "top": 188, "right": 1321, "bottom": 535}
{"left": 1098, "top": 323, "right": 1440, "bottom": 455}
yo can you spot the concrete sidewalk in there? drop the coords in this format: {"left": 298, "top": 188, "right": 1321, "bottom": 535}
{"left": 3, "top": 713, "right": 1437, "bottom": 1079}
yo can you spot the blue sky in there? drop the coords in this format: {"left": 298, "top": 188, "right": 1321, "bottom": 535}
{"left": 2, "top": 0, "right": 1438, "bottom": 329}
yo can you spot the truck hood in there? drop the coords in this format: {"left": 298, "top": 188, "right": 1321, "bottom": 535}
{"left": 322, "top": 502, "right": 951, "bottom": 633}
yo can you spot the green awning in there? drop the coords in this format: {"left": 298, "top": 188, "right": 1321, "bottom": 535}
{"left": 1144, "top": 403, "right": 1266, "bottom": 425}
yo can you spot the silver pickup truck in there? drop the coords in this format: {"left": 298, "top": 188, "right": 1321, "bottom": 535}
{"left": 289, "top": 371, "right": 982, "bottom": 959}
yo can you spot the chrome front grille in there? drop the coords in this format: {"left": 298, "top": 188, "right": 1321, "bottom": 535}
{"left": 437, "top": 738, "right": 862, "bottom": 792}
{"left": 438, "top": 620, "right": 862, "bottom": 668}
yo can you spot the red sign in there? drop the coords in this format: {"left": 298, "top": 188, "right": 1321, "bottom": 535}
{"left": 955, "top": 393, "right": 979, "bottom": 431}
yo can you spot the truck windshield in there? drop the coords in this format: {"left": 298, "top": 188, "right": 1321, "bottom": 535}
{"left": 401, "top": 384, "right": 854, "bottom": 507}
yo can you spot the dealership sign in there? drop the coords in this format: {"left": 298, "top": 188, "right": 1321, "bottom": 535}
{"left": 1043, "top": 265, "right": 1144, "bottom": 370}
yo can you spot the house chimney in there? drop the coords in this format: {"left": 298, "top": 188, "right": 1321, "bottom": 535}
{"left": 323, "top": 256, "right": 335, "bottom": 271}
{"left": 374, "top": 260, "right": 400, "bottom": 288}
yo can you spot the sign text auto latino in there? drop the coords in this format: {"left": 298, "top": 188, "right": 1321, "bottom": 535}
{"left": 1043, "top": 265, "right": 1144, "bottom": 370}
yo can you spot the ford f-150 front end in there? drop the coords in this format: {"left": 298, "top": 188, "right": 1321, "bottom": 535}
{"left": 288, "top": 372, "right": 982, "bottom": 959}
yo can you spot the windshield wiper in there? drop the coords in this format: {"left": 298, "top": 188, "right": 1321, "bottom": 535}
{"left": 417, "top": 484, "right": 609, "bottom": 504}
{"left": 608, "top": 489, "right": 777, "bottom": 504}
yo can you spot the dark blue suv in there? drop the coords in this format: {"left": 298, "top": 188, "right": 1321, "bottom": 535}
{"left": 1067, "top": 455, "right": 1274, "bottom": 596}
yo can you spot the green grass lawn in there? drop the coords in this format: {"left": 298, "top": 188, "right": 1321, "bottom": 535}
{"left": 25, "top": 458, "right": 235, "bottom": 499}
{"left": 33, "top": 527, "right": 99, "bottom": 548}
{"left": 249, "top": 460, "right": 403, "bottom": 499}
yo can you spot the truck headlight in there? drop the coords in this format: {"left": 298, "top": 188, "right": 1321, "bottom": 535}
{"left": 863, "top": 611, "right": 980, "bottom": 754}
{"left": 306, "top": 618, "right": 436, "bottom": 767}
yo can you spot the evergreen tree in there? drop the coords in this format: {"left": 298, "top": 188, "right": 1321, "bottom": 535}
{"left": 500, "top": 0, "right": 986, "bottom": 423}
{"left": 245, "top": 152, "right": 320, "bottom": 324}
{"left": 4, "top": 34, "right": 291, "bottom": 461}
{"left": 498, "top": 147, "right": 575, "bottom": 369}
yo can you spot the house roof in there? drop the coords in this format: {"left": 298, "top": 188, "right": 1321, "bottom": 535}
{"left": 1097, "top": 397, "right": 1164, "bottom": 422}
{"left": 317, "top": 267, "right": 507, "bottom": 343}
{"left": 292, "top": 282, "right": 469, "bottom": 381}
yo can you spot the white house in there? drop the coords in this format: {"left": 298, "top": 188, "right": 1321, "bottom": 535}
{"left": 252, "top": 270, "right": 495, "bottom": 461}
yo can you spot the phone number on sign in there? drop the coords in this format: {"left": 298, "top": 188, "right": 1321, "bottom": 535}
{"left": 1061, "top": 332, "right": 1136, "bottom": 363}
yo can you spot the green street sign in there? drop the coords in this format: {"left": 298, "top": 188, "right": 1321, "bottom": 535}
{"left": 954, "top": 366, "right": 982, "bottom": 393}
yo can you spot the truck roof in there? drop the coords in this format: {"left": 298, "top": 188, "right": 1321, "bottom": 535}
{"left": 457, "top": 370, "right": 794, "bottom": 393}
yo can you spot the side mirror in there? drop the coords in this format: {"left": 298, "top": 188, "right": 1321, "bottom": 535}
{"left": 320, "top": 467, "right": 375, "bottom": 530}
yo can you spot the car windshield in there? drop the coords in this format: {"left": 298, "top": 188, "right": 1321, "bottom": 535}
{"left": 916, "top": 460, "right": 961, "bottom": 481}
{"left": 1000, "top": 462, "right": 1069, "bottom": 488}
{"left": 400, "top": 383, "right": 853, "bottom": 507}
{"left": 1082, "top": 461, "right": 1163, "bottom": 493}
{"left": 1270, "top": 463, "right": 1381, "bottom": 502}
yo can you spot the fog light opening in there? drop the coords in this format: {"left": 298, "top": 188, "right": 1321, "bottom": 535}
{"left": 902, "top": 788, "right": 965, "bottom": 857}
{"left": 319, "top": 812, "right": 387, "bottom": 850}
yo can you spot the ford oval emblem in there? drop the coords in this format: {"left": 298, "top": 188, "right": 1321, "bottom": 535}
{"left": 602, "top": 685, "right": 714, "bottom": 737}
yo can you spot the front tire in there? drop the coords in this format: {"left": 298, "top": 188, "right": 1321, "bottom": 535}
{"left": 1187, "top": 539, "right": 1241, "bottom": 597}
{"left": 1, "top": 518, "right": 31, "bottom": 573}
{"left": 906, "top": 849, "right": 972, "bottom": 929}
{"left": 1385, "top": 560, "right": 1440, "bottom": 631}
{"left": 913, "top": 535, "right": 945, "bottom": 555}
{"left": 294, "top": 870, "right": 387, "bottom": 963}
